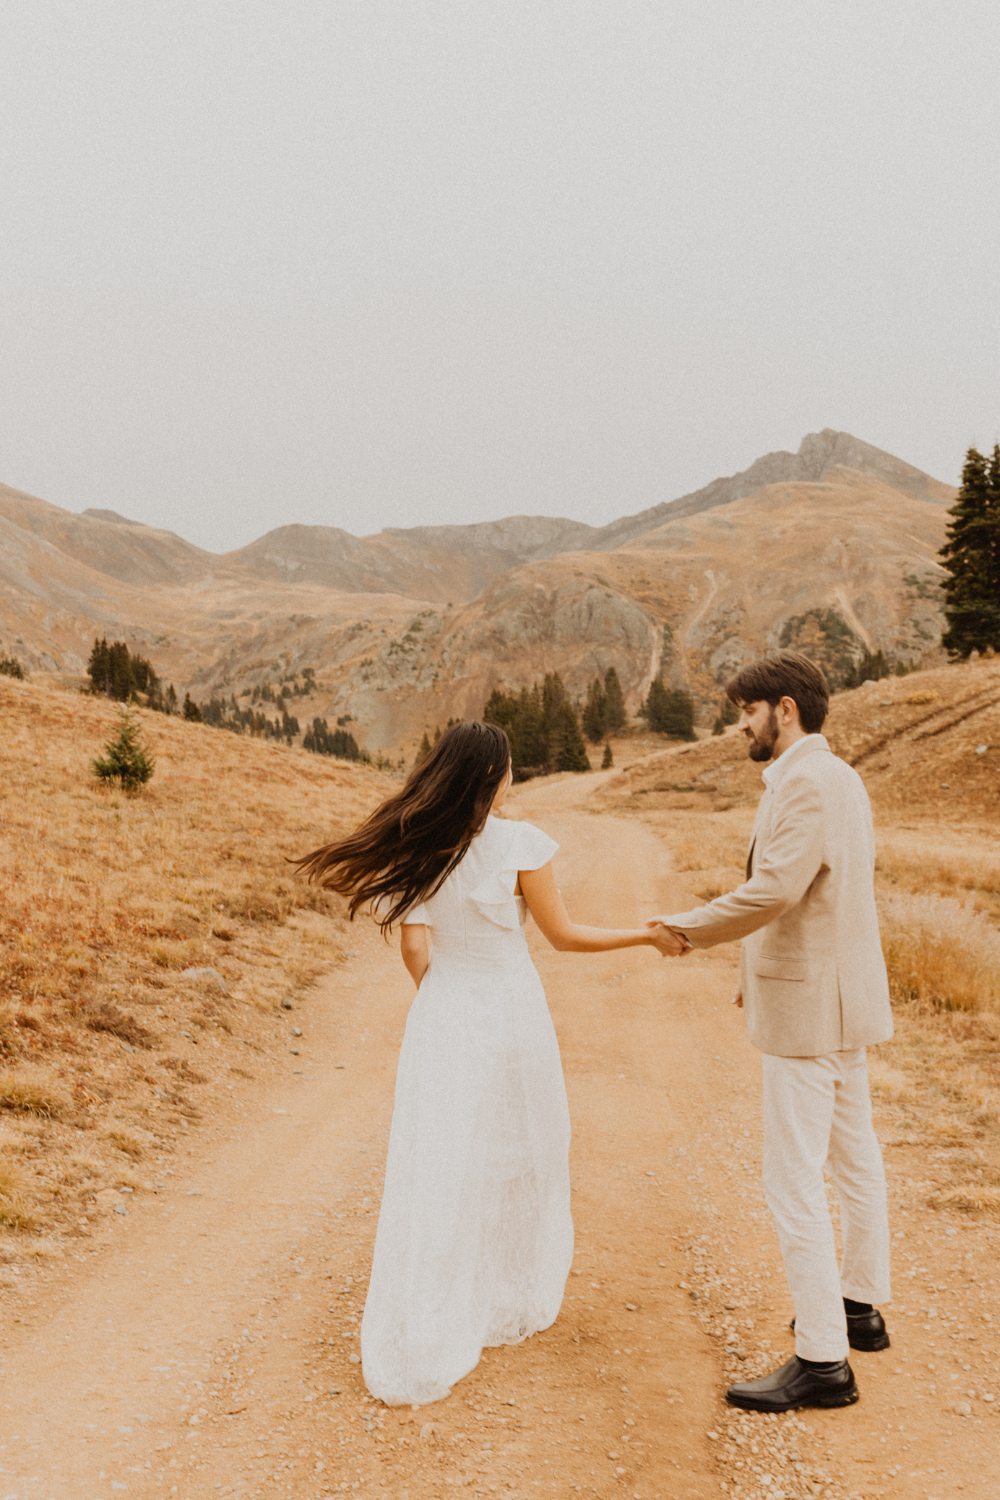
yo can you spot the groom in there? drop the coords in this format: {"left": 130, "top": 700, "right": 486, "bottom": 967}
{"left": 652, "top": 650, "right": 893, "bottom": 1412}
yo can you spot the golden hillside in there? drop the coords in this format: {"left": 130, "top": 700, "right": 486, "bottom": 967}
{"left": 597, "top": 656, "right": 1000, "bottom": 825}
{"left": 1, "top": 430, "right": 956, "bottom": 760}
{"left": 0, "top": 675, "right": 393, "bottom": 1234}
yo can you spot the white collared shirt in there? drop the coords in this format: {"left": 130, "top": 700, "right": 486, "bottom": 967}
{"left": 760, "top": 732, "right": 829, "bottom": 789}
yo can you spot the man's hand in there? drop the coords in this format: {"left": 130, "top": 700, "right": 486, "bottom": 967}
{"left": 646, "top": 921, "right": 690, "bottom": 958}
{"left": 731, "top": 985, "right": 743, "bottom": 1008}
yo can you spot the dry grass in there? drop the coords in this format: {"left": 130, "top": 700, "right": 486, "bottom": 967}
{"left": 102, "top": 1128, "right": 144, "bottom": 1159}
{"left": 877, "top": 843, "right": 1000, "bottom": 895}
{"left": 0, "top": 675, "right": 392, "bottom": 1235}
{"left": 671, "top": 831, "right": 749, "bottom": 872}
{"left": 0, "top": 1154, "right": 35, "bottom": 1230}
{"left": 933, "top": 1184, "right": 1000, "bottom": 1213}
{"left": 690, "top": 866, "right": 746, "bottom": 902}
{"left": 85, "top": 1002, "right": 159, "bottom": 1049}
{"left": 878, "top": 892, "right": 1000, "bottom": 1013}
{"left": 0, "top": 1068, "right": 69, "bottom": 1118}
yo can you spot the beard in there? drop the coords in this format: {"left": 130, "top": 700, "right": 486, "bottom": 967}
{"left": 746, "top": 707, "right": 780, "bottom": 763}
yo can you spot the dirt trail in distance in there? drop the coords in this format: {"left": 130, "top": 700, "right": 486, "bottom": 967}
{"left": 1, "top": 769, "right": 996, "bottom": 1500}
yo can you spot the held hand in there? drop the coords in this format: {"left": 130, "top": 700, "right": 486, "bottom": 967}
{"left": 731, "top": 986, "right": 743, "bottom": 1008}
{"left": 646, "top": 922, "right": 689, "bottom": 958}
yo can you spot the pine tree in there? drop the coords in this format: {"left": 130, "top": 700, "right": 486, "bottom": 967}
{"left": 582, "top": 677, "right": 607, "bottom": 742}
{"left": 602, "top": 667, "right": 627, "bottom": 732}
{"left": 661, "top": 688, "right": 697, "bottom": 740}
{"left": 182, "top": 693, "right": 203, "bottom": 722}
{"left": 547, "top": 699, "right": 592, "bottom": 773}
{"left": 941, "top": 445, "right": 1000, "bottom": 657}
{"left": 842, "top": 649, "right": 893, "bottom": 689}
{"left": 87, "top": 637, "right": 111, "bottom": 695}
{"left": 92, "top": 709, "right": 155, "bottom": 791}
{"left": 642, "top": 679, "right": 696, "bottom": 739}
{"left": 712, "top": 695, "right": 740, "bottom": 735}
{"left": 641, "top": 678, "right": 671, "bottom": 730}
{"left": 415, "top": 731, "right": 433, "bottom": 764}
{"left": 601, "top": 741, "right": 613, "bottom": 768}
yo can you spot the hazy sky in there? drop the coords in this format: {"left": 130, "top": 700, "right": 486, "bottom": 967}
{"left": 2, "top": 2, "right": 998, "bottom": 554}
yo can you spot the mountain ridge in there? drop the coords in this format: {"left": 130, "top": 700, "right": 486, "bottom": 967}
{"left": 1, "top": 428, "right": 953, "bottom": 603}
{"left": 0, "top": 431, "right": 956, "bottom": 758}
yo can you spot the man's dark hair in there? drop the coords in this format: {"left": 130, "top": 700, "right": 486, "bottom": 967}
{"left": 725, "top": 651, "right": 830, "bottom": 733}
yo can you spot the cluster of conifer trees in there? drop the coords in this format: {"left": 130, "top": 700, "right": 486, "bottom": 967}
{"left": 303, "top": 718, "right": 361, "bottom": 759}
{"left": 87, "top": 637, "right": 177, "bottom": 714}
{"left": 639, "top": 679, "right": 697, "bottom": 740}
{"left": 484, "top": 673, "right": 591, "bottom": 778}
{"left": 940, "top": 445, "right": 1000, "bottom": 657}
{"left": 581, "top": 668, "right": 628, "bottom": 742}
{"left": 195, "top": 694, "right": 301, "bottom": 744}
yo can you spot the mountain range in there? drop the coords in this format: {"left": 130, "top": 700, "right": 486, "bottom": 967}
{"left": 0, "top": 429, "right": 955, "bottom": 756}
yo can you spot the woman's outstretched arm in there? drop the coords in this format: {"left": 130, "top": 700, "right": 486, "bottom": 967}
{"left": 518, "top": 862, "right": 685, "bottom": 956}
{"left": 399, "top": 923, "right": 430, "bottom": 987}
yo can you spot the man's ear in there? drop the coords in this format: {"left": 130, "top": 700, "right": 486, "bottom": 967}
{"left": 778, "top": 695, "right": 801, "bottom": 727}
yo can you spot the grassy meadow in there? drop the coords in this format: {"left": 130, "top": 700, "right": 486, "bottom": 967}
{"left": 0, "top": 675, "right": 392, "bottom": 1242}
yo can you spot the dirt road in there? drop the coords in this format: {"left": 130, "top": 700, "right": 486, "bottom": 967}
{"left": 1, "top": 771, "right": 996, "bottom": 1500}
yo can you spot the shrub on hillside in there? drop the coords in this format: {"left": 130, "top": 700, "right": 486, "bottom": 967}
{"left": 91, "top": 709, "right": 155, "bottom": 792}
{"left": 0, "top": 653, "right": 25, "bottom": 680}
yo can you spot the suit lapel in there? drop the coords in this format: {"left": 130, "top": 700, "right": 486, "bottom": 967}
{"left": 746, "top": 785, "right": 772, "bottom": 880}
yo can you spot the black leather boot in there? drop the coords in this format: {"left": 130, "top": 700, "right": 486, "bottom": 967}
{"left": 790, "top": 1304, "right": 890, "bottom": 1352}
{"left": 727, "top": 1355, "right": 859, "bottom": 1412}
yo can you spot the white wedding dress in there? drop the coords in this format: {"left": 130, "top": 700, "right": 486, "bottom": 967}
{"left": 361, "top": 815, "right": 573, "bottom": 1406}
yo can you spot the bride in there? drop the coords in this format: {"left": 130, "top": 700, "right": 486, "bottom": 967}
{"left": 297, "top": 721, "right": 682, "bottom": 1406}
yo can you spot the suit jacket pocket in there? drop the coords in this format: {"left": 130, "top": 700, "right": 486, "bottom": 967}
{"left": 754, "top": 955, "right": 807, "bottom": 982}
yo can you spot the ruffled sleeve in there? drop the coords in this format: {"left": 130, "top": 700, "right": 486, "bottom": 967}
{"left": 400, "top": 899, "right": 430, "bottom": 926}
{"left": 469, "top": 820, "right": 559, "bottom": 930}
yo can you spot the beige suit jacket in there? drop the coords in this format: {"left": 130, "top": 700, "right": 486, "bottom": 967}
{"left": 664, "top": 736, "right": 892, "bottom": 1058}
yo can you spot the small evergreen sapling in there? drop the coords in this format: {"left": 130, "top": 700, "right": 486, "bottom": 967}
{"left": 92, "top": 709, "right": 155, "bottom": 792}
{"left": 601, "top": 741, "right": 614, "bottom": 768}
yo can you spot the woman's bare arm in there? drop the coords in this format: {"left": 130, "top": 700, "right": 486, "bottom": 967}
{"left": 399, "top": 923, "right": 430, "bottom": 987}
{"left": 518, "top": 862, "right": 685, "bottom": 956}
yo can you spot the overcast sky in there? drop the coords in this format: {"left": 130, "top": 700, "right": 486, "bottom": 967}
{"left": 2, "top": 2, "right": 998, "bottom": 554}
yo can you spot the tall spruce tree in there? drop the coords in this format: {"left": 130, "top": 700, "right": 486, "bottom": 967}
{"left": 582, "top": 676, "right": 607, "bottom": 742}
{"left": 940, "top": 445, "right": 1000, "bottom": 657}
{"left": 602, "top": 667, "right": 627, "bottom": 732}
{"left": 547, "top": 698, "right": 591, "bottom": 773}
{"left": 641, "top": 678, "right": 670, "bottom": 731}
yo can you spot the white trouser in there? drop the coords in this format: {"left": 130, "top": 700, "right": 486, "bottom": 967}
{"left": 761, "top": 1047, "right": 891, "bottom": 1362}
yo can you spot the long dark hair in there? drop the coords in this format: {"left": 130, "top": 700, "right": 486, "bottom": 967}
{"left": 295, "top": 721, "right": 511, "bottom": 931}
